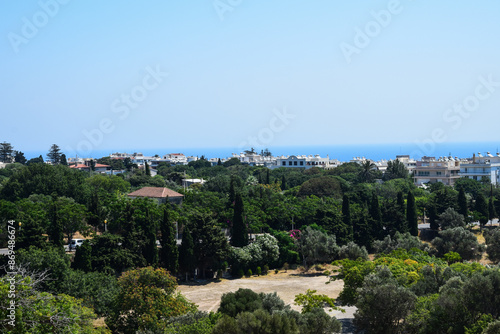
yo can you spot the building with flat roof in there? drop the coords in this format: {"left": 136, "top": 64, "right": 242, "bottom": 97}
{"left": 413, "top": 156, "right": 461, "bottom": 186}
{"left": 459, "top": 152, "right": 500, "bottom": 185}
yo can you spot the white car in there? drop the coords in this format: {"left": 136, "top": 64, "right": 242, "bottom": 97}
{"left": 69, "top": 239, "right": 85, "bottom": 250}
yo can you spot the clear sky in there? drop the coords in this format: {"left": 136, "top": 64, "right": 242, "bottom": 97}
{"left": 1, "top": 1, "right": 500, "bottom": 158}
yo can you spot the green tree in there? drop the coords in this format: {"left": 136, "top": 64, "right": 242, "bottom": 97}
{"left": 369, "top": 192, "right": 384, "bottom": 240}
{"left": 59, "top": 270, "right": 120, "bottom": 317}
{"left": 48, "top": 196, "right": 64, "bottom": 249}
{"left": 0, "top": 141, "right": 14, "bottom": 162}
{"left": 47, "top": 143, "right": 62, "bottom": 164}
{"left": 106, "top": 267, "right": 196, "bottom": 333}
{"left": 231, "top": 193, "right": 248, "bottom": 247}
{"left": 342, "top": 195, "right": 353, "bottom": 241}
{"left": 484, "top": 228, "right": 500, "bottom": 263}
{"left": 281, "top": 175, "right": 287, "bottom": 190}
{"left": 489, "top": 185, "right": 497, "bottom": 223}
{"left": 0, "top": 274, "right": 100, "bottom": 334}
{"left": 218, "top": 288, "right": 263, "bottom": 317}
{"left": 160, "top": 207, "right": 179, "bottom": 274}
{"left": 296, "top": 226, "right": 338, "bottom": 269}
{"left": 190, "top": 213, "right": 230, "bottom": 278}
{"left": 298, "top": 176, "right": 343, "bottom": 198}
{"left": 458, "top": 187, "right": 468, "bottom": 219}
{"left": 57, "top": 197, "right": 88, "bottom": 246}
{"left": 359, "top": 160, "right": 377, "bottom": 183}
{"left": 145, "top": 161, "right": 151, "bottom": 176}
{"left": 407, "top": 190, "right": 418, "bottom": 236}
{"left": 60, "top": 153, "right": 68, "bottom": 166}
{"left": 14, "top": 150, "right": 27, "bottom": 164}
{"left": 354, "top": 266, "right": 416, "bottom": 334}
{"left": 395, "top": 191, "right": 407, "bottom": 233}
{"left": 72, "top": 239, "right": 93, "bottom": 272}
{"left": 266, "top": 169, "right": 270, "bottom": 185}
{"left": 475, "top": 192, "right": 489, "bottom": 227}
{"left": 179, "top": 226, "right": 196, "bottom": 280}
{"left": 384, "top": 159, "right": 409, "bottom": 180}
{"left": 437, "top": 207, "right": 465, "bottom": 230}
{"left": 432, "top": 227, "right": 483, "bottom": 260}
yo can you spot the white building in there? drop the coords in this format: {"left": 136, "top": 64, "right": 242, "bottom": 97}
{"left": 272, "top": 154, "right": 331, "bottom": 169}
{"left": 460, "top": 152, "right": 500, "bottom": 185}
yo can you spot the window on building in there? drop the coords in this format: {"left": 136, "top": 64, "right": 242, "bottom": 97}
{"left": 300, "top": 161, "right": 303, "bottom": 166}
{"left": 294, "top": 161, "right": 297, "bottom": 166}
{"left": 289, "top": 161, "right": 292, "bottom": 166}
{"left": 282, "top": 161, "right": 286, "bottom": 166}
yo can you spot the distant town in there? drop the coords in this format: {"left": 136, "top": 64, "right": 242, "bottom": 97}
{"left": 24, "top": 149, "right": 500, "bottom": 188}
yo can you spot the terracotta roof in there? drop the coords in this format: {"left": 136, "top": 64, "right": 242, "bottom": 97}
{"left": 69, "top": 164, "right": 88, "bottom": 169}
{"left": 95, "top": 163, "right": 110, "bottom": 168}
{"left": 128, "top": 187, "right": 184, "bottom": 198}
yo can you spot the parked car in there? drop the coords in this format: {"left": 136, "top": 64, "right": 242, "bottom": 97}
{"left": 69, "top": 239, "right": 85, "bottom": 251}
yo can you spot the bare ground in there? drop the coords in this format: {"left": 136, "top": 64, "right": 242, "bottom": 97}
{"left": 177, "top": 268, "right": 357, "bottom": 333}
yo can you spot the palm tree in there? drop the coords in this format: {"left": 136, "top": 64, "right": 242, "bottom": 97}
{"left": 359, "top": 160, "right": 377, "bottom": 182}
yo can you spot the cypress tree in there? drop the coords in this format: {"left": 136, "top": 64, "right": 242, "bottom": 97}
{"left": 228, "top": 176, "right": 236, "bottom": 206}
{"left": 231, "top": 193, "right": 248, "bottom": 247}
{"left": 342, "top": 194, "right": 353, "bottom": 241}
{"left": 266, "top": 169, "right": 270, "bottom": 185}
{"left": 72, "top": 240, "right": 92, "bottom": 272}
{"left": 395, "top": 191, "right": 408, "bottom": 233}
{"left": 217, "top": 158, "right": 222, "bottom": 165}
{"left": 369, "top": 192, "right": 383, "bottom": 240}
{"left": 281, "top": 175, "right": 287, "bottom": 190}
{"left": 145, "top": 162, "right": 151, "bottom": 176}
{"left": 160, "top": 207, "right": 179, "bottom": 274}
{"left": 457, "top": 187, "right": 468, "bottom": 219}
{"left": 258, "top": 173, "right": 262, "bottom": 184}
{"left": 142, "top": 209, "right": 159, "bottom": 267}
{"left": 60, "top": 154, "right": 68, "bottom": 166}
{"left": 476, "top": 193, "right": 489, "bottom": 227}
{"left": 429, "top": 204, "right": 439, "bottom": 230}
{"left": 407, "top": 190, "right": 418, "bottom": 236}
{"left": 489, "top": 185, "right": 497, "bottom": 224}
{"left": 179, "top": 226, "right": 196, "bottom": 280}
{"left": 49, "top": 196, "right": 64, "bottom": 249}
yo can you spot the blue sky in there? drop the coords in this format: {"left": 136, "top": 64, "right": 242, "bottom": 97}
{"left": 1, "top": 1, "right": 500, "bottom": 158}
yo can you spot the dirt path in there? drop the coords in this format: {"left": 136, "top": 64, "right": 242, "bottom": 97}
{"left": 178, "top": 269, "right": 357, "bottom": 333}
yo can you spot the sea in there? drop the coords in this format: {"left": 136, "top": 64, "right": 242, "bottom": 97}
{"left": 24, "top": 141, "right": 500, "bottom": 162}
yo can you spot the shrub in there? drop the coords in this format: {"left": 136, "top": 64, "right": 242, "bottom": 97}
{"left": 338, "top": 241, "right": 369, "bottom": 260}
{"left": 237, "top": 269, "right": 244, "bottom": 277}
{"left": 262, "top": 265, "right": 269, "bottom": 275}
{"left": 246, "top": 269, "right": 252, "bottom": 277}
{"left": 106, "top": 267, "right": 196, "bottom": 333}
{"left": 373, "top": 231, "right": 427, "bottom": 254}
{"left": 218, "top": 288, "right": 262, "bottom": 317}
{"left": 274, "top": 269, "right": 279, "bottom": 274}
{"left": 484, "top": 228, "right": 500, "bottom": 263}
{"left": 431, "top": 227, "right": 484, "bottom": 261}
{"left": 256, "top": 267, "right": 262, "bottom": 276}
{"left": 437, "top": 207, "right": 466, "bottom": 230}
{"left": 444, "top": 251, "right": 462, "bottom": 264}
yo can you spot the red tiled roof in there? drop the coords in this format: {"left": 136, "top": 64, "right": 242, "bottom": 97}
{"left": 128, "top": 187, "right": 184, "bottom": 198}
{"left": 95, "top": 163, "right": 110, "bottom": 168}
{"left": 69, "top": 164, "right": 88, "bottom": 169}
